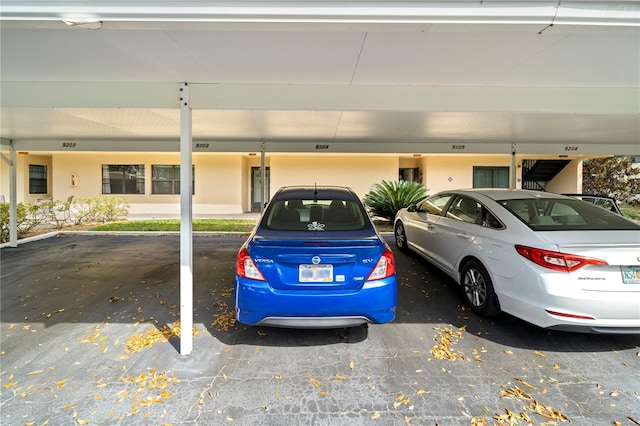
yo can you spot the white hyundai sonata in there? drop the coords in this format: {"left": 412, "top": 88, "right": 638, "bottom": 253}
{"left": 394, "top": 189, "right": 640, "bottom": 333}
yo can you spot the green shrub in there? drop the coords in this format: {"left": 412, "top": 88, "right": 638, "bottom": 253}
{"left": 70, "top": 197, "right": 129, "bottom": 224}
{"left": 0, "top": 197, "right": 130, "bottom": 242}
{"left": 40, "top": 199, "right": 73, "bottom": 229}
{"left": 68, "top": 197, "right": 95, "bottom": 225}
{"left": 92, "top": 197, "right": 130, "bottom": 222}
{"left": 363, "top": 180, "right": 428, "bottom": 221}
{"left": 0, "top": 202, "right": 47, "bottom": 243}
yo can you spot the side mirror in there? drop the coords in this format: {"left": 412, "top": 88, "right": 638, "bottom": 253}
{"left": 407, "top": 205, "right": 417, "bottom": 212}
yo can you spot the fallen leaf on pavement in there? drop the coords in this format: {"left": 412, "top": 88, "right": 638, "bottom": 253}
{"left": 309, "top": 378, "right": 321, "bottom": 388}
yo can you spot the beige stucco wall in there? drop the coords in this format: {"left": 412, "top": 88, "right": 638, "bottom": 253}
{"left": 0, "top": 152, "right": 13, "bottom": 201}
{"left": 0, "top": 152, "right": 52, "bottom": 204}
{"left": 2, "top": 151, "right": 585, "bottom": 215}
{"left": 422, "top": 155, "right": 512, "bottom": 195}
{"left": 545, "top": 159, "right": 582, "bottom": 194}
{"left": 50, "top": 152, "right": 245, "bottom": 215}
{"left": 269, "top": 154, "right": 399, "bottom": 199}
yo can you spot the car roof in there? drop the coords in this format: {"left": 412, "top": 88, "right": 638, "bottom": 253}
{"left": 273, "top": 185, "right": 359, "bottom": 200}
{"left": 444, "top": 188, "right": 571, "bottom": 202}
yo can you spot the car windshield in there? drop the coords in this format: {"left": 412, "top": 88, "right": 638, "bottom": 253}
{"left": 499, "top": 197, "right": 640, "bottom": 231}
{"left": 261, "top": 198, "right": 370, "bottom": 231}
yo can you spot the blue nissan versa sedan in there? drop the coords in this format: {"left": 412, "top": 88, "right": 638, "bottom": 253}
{"left": 235, "top": 186, "right": 397, "bottom": 328}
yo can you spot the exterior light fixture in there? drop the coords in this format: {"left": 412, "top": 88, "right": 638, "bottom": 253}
{"left": 62, "top": 19, "right": 103, "bottom": 29}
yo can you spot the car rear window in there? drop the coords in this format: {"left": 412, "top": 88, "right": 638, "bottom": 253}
{"left": 262, "top": 199, "right": 370, "bottom": 231}
{"left": 500, "top": 198, "right": 640, "bottom": 231}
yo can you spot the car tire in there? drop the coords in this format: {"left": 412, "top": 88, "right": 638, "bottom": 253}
{"left": 461, "top": 260, "right": 500, "bottom": 317}
{"left": 394, "top": 221, "right": 410, "bottom": 253}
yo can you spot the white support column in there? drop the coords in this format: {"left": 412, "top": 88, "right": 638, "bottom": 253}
{"left": 510, "top": 143, "right": 517, "bottom": 189}
{"left": 1, "top": 140, "right": 18, "bottom": 247}
{"left": 260, "top": 142, "right": 266, "bottom": 213}
{"left": 179, "top": 83, "right": 193, "bottom": 356}
{"left": 9, "top": 147, "right": 17, "bottom": 247}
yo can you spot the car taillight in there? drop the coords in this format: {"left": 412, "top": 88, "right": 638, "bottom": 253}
{"left": 236, "top": 248, "right": 266, "bottom": 281}
{"left": 366, "top": 246, "right": 396, "bottom": 281}
{"left": 515, "top": 245, "right": 608, "bottom": 272}
{"left": 545, "top": 310, "right": 595, "bottom": 320}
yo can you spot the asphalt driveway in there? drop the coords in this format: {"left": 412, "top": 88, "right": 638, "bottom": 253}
{"left": 1, "top": 234, "right": 639, "bottom": 425}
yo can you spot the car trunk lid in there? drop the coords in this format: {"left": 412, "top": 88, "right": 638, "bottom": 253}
{"left": 535, "top": 230, "right": 640, "bottom": 291}
{"left": 247, "top": 233, "right": 385, "bottom": 291}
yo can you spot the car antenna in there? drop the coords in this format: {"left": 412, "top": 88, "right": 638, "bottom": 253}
{"left": 314, "top": 183, "right": 318, "bottom": 203}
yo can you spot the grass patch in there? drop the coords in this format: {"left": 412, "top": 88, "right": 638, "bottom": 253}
{"left": 373, "top": 220, "right": 393, "bottom": 233}
{"left": 91, "top": 218, "right": 396, "bottom": 233}
{"left": 620, "top": 205, "right": 640, "bottom": 222}
{"left": 92, "top": 219, "right": 258, "bottom": 232}
{"left": 84, "top": 206, "right": 640, "bottom": 234}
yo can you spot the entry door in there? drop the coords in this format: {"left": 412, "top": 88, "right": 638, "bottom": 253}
{"left": 251, "top": 167, "right": 270, "bottom": 212}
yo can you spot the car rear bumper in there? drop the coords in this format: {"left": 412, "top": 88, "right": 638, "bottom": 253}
{"left": 253, "top": 316, "right": 372, "bottom": 328}
{"left": 234, "top": 276, "right": 397, "bottom": 327}
{"left": 546, "top": 324, "right": 640, "bottom": 334}
{"left": 496, "top": 271, "right": 640, "bottom": 333}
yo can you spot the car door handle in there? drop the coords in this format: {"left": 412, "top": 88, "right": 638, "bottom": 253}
{"left": 456, "top": 233, "right": 472, "bottom": 239}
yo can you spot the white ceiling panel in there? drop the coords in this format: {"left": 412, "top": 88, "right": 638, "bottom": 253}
{"left": 1, "top": 1, "right": 639, "bottom": 154}
{"left": 195, "top": 110, "right": 345, "bottom": 139}
{"left": 355, "top": 31, "right": 640, "bottom": 87}
{"left": 171, "top": 31, "right": 366, "bottom": 84}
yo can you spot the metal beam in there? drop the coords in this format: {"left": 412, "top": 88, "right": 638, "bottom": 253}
{"left": 0, "top": 138, "right": 12, "bottom": 150}
{"left": 1, "top": 82, "right": 178, "bottom": 108}
{"left": 3, "top": 82, "right": 638, "bottom": 115}
{"left": 8, "top": 139, "right": 640, "bottom": 155}
{"left": 190, "top": 84, "right": 639, "bottom": 115}
{"left": 8, "top": 140, "right": 181, "bottom": 152}
{"left": 1, "top": 1, "right": 638, "bottom": 27}
{"left": 179, "top": 83, "right": 193, "bottom": 356}
{"left": 0, "top": 153, "right": 12, "bottom": 166}
{"left": 516, "top": 142, "right": 640, "bottom": 156}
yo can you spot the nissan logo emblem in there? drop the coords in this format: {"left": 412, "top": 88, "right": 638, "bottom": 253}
{"left": 312, "top": 256, "right": 321, "bottom": 265}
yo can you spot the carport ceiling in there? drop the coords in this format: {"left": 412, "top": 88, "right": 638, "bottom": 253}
{"left": 1, "top": 1, "right": 639, "bottom": 154}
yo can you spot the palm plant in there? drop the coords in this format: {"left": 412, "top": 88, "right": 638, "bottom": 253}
{"left": 363, "top": 180, "right": 428, "bottom": 221}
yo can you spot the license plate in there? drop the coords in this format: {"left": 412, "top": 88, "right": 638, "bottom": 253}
{"left": 621, "top": 265, "right": 640, "bottom": 284}
{"left": 299, "top": 264, "right": 333, "bottom": 282}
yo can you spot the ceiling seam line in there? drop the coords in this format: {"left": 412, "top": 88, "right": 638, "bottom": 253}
{"left": 538, "top": 0, "right": 561, "bottom": 34}
{"left": 332, "top": 111, "right": 343, "bottom": 143}
{"left": 349, "top": 32, "right": 368, "bottom": 85}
